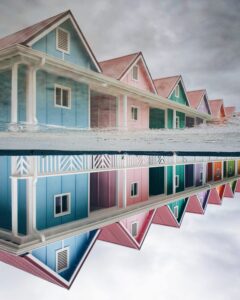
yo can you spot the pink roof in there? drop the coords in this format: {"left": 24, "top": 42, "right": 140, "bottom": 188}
{"left": 223, "top": 183, "right": 234, "bottom": 198}
{"left": 153, "top": 75, "right": 180, "bottom": 98}
{"left": 186, "top": 90, "right": 205, "bottom": 109}
{"left": 208, "top": 99, "right": 225, "bottom": 118}
{"left": 0, "top": 10, "right": 101, "bottom": 72}
{"left": 152, "top": 206, "right": 179, "bottom": 228}
{"left": 99, "top": 52, "right": 140, "bottom": 80}
{"left": 235, "top": 179, "right": 240, "bottom": 193}
{"left": 186, "top": 195, "right": 204, "bottom": 214}
{"left": 0, "top": 251, "right": 68, "bottom": 288}
{"left": 224, "top": 106, "right": 236, "bottom": 118}
{"left": 208, "top": 188, "right": 222, "bottom": 205}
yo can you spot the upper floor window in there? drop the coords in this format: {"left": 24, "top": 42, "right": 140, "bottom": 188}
{"left": 132, "top": 65, "right": 139, "bottom": 81}
{"left": 56, "top": 247, "right": 69, "bottom": 273}
{"left": 173, "top": 206, "right": 178, "bottom": 219}
{"left": 56, "top": 28, "right": 70, "bottom": 54}
{"left": 54, "top": 193, "right": 71, "bottom": 217}
{"left": 175, "top": 85, "right": 179, "bottom": 97}
{"left": 55, "top": 85, "right": 71, "bottom": 109}
{"left": 131, "top": 182, "right": 138, "bottom": 197}
{"left": 131, "top": 106, "right": 138, "bottom": 121}
{"left": 131, "top": 222, "right": 138, "bottom": 237}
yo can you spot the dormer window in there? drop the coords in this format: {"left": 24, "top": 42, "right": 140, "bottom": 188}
{"left": 132, "top": 65, "right": 139, "bottom": 81}
{"left": 175, "top": 85, "right": 179, "bottom": 97}
{"left": 56, "top": 28, "right": 70, "bottom": 54}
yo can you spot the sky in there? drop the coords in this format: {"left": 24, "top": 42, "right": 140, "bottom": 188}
{"left": 0, "top": 0, "right": 239, "bottom": 109}
{"left": 0, "top": 193, "right": 240, "bottom": 300}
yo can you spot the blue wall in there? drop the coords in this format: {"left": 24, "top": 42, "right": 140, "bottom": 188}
{"left": 18, "top": 179, "right": 27, "bottom": 235}
{"left": 32, "top": 19, "right": 98, "bottom": 71}
{"left": 18, "top": 65, "right": 27, "bottom": 122}
{"left": 36, "top": 174, "right": 89, "bottom": 230}
{"left": 0, "top": 157, "right": 11, "bottom": 230}
{"left": 32, "top": 230, "right": 97, "bottom": 281}
{"left": 0, "top": 70, "right": 11, "bottom": 123}
{"left": 36, "top": 70, "right": 89, "bottom": 128}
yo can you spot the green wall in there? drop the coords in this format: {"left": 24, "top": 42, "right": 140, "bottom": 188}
{"left": 149, "top": 167, "right": 165, "bottom": 195}
{"left": 167, "top": 109, "right": 173, "bottom": 129}
{"left": 149, "top": 108, "right": 165, "bottom": 129}
{"left": 168, "top": 198, "right": 187, "bottom": 222}
{"left": 167, "top": 166, "right": 173, "bottom": 195}
{"left": 176, "top": 111, "right": 185, "bottom": 128}
{"left": 176, "top": 165, "right": 185, "bottom": 193}
{"left": 169, "top": 81, "right": 188, "bottom": 106}
{"left": 227, "top": 161, "right": 235, "bottom": 177}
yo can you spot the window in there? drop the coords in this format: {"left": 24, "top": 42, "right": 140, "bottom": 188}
{"left": 216, "top": 169, "right": 221, "bottom": 178}
{"left": 175, "top": 175, "right": 179, "bottom": 188}
{"left": 131, "top": 106, "right": 138, "bottom": 121}
{"left": 56, "top": 28, "right": 70, "bottom": 53}
{"left": 131, "top": 182, "right": 138, "bottom": 197}
{"left": 132, "top": 65, "right": 138, "bottom": 81}
{"left": 56, "top": 248, "right": 69, "bottom": 273}
{"left": 173, "top": 206, "right": 178, "bottom": 219}
{"left": 176, "top": 116, "right": 180, "bottom": 128}
{"left": 55, "top": 85, "right": 71, "bottom": 109}
{"left": 175, "top": 85, "right": 179, "bottom": 97}
{"left": 200, "top": 171, "right": 203, "bottom": 183}
{"left": 131, "top": 222, "right": 138, "bottom": 237}
{"left": 54, "top": 193, "right": 71, "bottom": 217}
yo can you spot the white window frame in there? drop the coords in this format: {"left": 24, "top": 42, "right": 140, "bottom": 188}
{"left": 130, "top": 182, "right": 139, "bottom": 197}
{"left": 132, "top": 65, "right": 139, "bottom": 81}
{"left": 54, "top": 84, "right": 71, "bottom": 109}
{"left": 54, "top": 193, "right": 71, "bottom": 217}
{"left": 176, "top": 116, "right": 180, "bottom": 128}
{"left": 56, "top": 247, "right": 69, "bottom": 273}
{"left": 56, "top": 27, "right": 70, "bottom": 54}
{"left": 173, "top": 206, "right": 179, "bottom": 219}
{"left": 199, "top": 171, "right": 203, "bottom": 183}
{"left": 175, "top": 85, "right": 179, "bottom": 98}
{"left": 131, "top": 221, "right": 139, "bottom": 237}
{"left": 131, "top": 106, "right": 139, "bottom": 121}
{"left": 175, "top": 175, "right": 179, "bottom": 188}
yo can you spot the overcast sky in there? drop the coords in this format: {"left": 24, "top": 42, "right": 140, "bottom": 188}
{"left": 0, "top": 193, "right": 240, "bottom": 300}
{"left": 0, "top": 0, "right": 239, "bottom": 109}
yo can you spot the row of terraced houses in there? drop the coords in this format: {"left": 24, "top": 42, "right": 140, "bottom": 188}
{"left": 0, "top": 10, "right": 237, "bottom": 130}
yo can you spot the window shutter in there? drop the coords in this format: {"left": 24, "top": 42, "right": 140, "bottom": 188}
{"left": 57, "top": 248, "right": 68, "bottom": 272}
{"left": 57, "top": 28, "right": 69, "bottom": 52}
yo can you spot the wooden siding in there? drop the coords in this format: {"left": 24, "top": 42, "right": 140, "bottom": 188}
{"left": 213, "top": 162, "right": 222, "bottom": 181}
{"left": 18, "top": 179, "right": 27, "bottom": 235}
{"left": 169, "top": 81, "right": 188, "bottom": 105}
{"left": 36, "top": 70, "right": 89, "bottom": 128}
{"left": 195, "top": 163, "right": 203, "bottom": 186}
{"left": 207, "top": 162, "right": 213, "bottom": 182}
{"left": 168, "top": 198, "right": 187, "bottom": 223}
{"left": 32, "top": 19, "right": 98, "bottom": 71}
{"left": 176, "top": 165, "right": 185, "bottom": 193}
{"left": 227, "top": 160, "right": 235, "bottom": 177}
{"left": 185, "top": 164, "right": 194, "bottom": 188}
{"left": 90, "top": 91, "right": 117, "bottom": 128}
{"left": 0, "top": 69, "right": 11, "bottom": 123}
{"left": 167, "top": 166, "right": 173, "bottom": 195}
{"left": 176, "top": 111, "right": 185, "bottom": 128}
{"left": 36, "top": 174, "right": 88, "bottom": 230}
{"left": 198, "top": 95, "right": 210, "bottom": 114}
{"left": 167, "top": 109, "right": 173, "bottom": 129}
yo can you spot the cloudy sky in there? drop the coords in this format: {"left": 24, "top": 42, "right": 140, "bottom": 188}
{"left": 0, "top": 193, "right": 240, "bottom": 300}
{"left": 0, "top": 0, "right": 239, "bottom": 109}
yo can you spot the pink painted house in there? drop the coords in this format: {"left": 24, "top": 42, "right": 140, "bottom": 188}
{"left": 208, "top": 99, "right": 226, "bottom": 123}
{"left": 223, "top": 183, "right": 234, "bottom": 198}
{"left": 186, "top": 190, "right": 210, "bottom": 214}
{"left": 235, "top": 179, "right": 240, "bottom": 193}
{"left": 99, "top": 52, "right": 157, "bottom": 129}
{"left": 98, "top": 210, "right": 155, "bottom": 249}
{"left": 208, "top": 185, "right": 226, "bottom": 205}
{"left": 224, "top": 106, "right": 236, "bottom": 119}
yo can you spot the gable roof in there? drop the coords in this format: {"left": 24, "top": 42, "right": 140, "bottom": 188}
{"left": 99, "top": 52, "right": 157, "bottom": 93}
{"left": 208, "top": 188, "right": 222, "bottom": 205}
{"left": 235, "top": 179, "right": 240, "bottom": 193}
{"left": 98, "top": 210, "right": 155, "bottom": 250}
{"left": 0, "top": 10, "right": 101, "bottom": 72}
{"left": 224, "top": 106, "right": 236, "bottom": 118}
{"left": 223, "top": 183, "right": 234, "bottom": 198}
{"left": 0, "top": 230, "right": 100, "bottom": 289}
{"left": 186, "top": 89, "right": 211, "bottom": 113}
{"left": 186, "top": 195, "right": 204, "bottom": 214}
{"left": 208, "top": 99, "right": 226, "bottom": 118}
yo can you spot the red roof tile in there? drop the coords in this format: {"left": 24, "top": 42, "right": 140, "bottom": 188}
{"left": 99, "top": 52, "right": 141, "bottom": 80}
{"left": 224, "top": 106, "right": 236, "bottom": 118}
{"left": 153, "top": 75, "right": 180, "bottom": 98}
{"left": 208, "top": 99, "right": 225, "bottom": 118}
{"left": 186, "top": 90, "right": 205, "bottom": 109}
{"left": 0, "top": 11, "right": 69, "bottom": 50}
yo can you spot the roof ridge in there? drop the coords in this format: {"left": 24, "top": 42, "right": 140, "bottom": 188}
{"left": 99, "top": 51, "right": 141, "bottom": 64}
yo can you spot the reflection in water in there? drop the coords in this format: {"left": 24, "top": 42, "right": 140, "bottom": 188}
{"left": 0, "top": 154, "right": 239, "bottom": 288}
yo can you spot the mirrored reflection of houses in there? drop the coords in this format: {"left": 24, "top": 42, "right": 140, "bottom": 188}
{"left": 0, "top": 153, "right": 239, "bottom": 288}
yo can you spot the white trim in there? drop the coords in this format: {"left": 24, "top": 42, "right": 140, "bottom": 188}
{"left": 56, "top": 247, "right": 69, "bottom": 273}
{"left": 130, "top": 182, "right": 139, "bottom": 197}
{"left": 123, "top": 95, "right": 128, "bottom": 128}
{"left": 175, "top": 85, "right": 179, "bottom": 98}
{"left": 132, "top": 65, "right": 139, "bottom": 81}
{"left": 173, "top": 205, "right": 178, "bottom": 219}
{"left": 27, "top": 14, "right": 101, "bottom": 72}
{"left": 11, "top": 63, "right": 18, "bottom": 123}
{"left": 54, "top": 84, "right": 71, "bottom": 109}
{"left": 131, "top": 221, "right": 139, "bottom": 237}
{"left": 56, "top": 27, "right": 70, "bottom": 55}
{"left": 54, "top": 193, "right": 71, "bottom": 217}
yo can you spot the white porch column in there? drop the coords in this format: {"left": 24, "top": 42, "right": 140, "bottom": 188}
{"left": 173, "top": 110, "right": 176, "bottom": 129}
{"left": 11, "top": 63, "right": 18, "bottom": 123}
{"left": 11, "top": 178, "right": 18, "bottom": 236}
{"left": 122, "top": 155, "right": 127, "bottom": 208}
{"left": 165, "top": 109, "right": 168, "bottom": 129}
{"left": 26, "top": 66, "right": 37, "bottom": 124}
{"left": 202, "top": 162, "right": 207, "bottom": 184}
{"left": 123, "top": 95, "right": 128, "bottom": 128}
{"left": 26, "top": 177, "right": 37, "bottom": 234}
